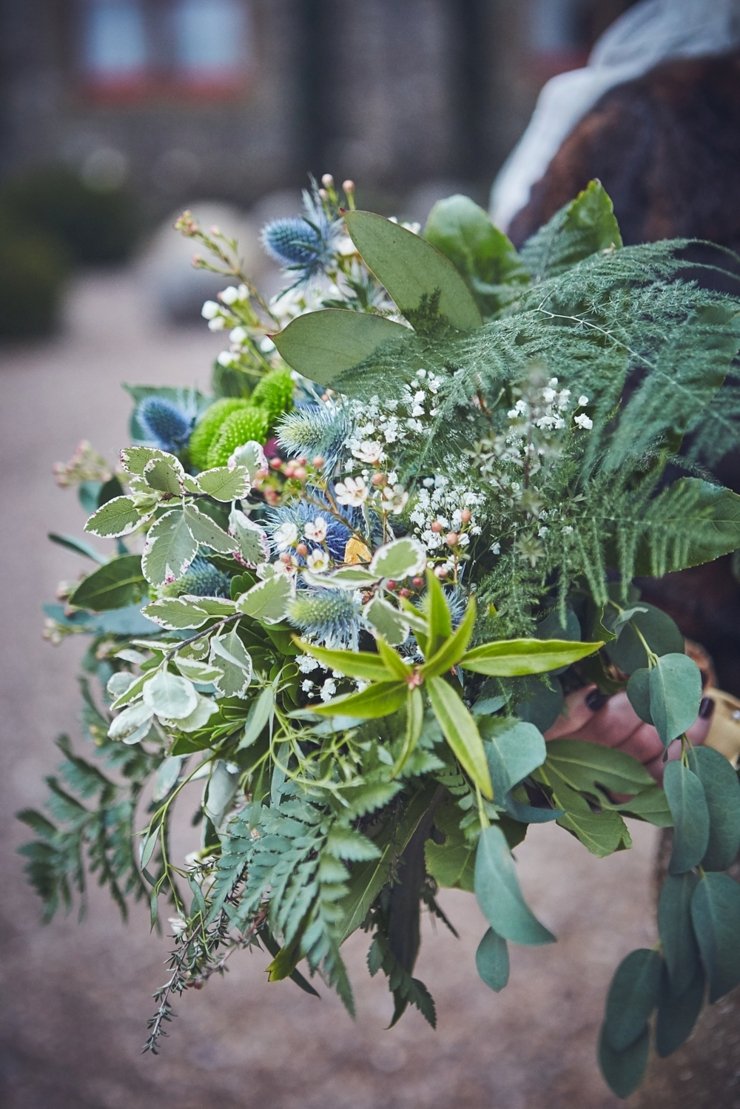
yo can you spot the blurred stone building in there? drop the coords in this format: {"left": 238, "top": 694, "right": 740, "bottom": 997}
{"left": 0, "top": 0, "right": 634, "bottom": 215}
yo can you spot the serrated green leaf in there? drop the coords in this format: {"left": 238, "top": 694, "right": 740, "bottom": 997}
{"left": 141, "top": 508, "right": 198, "bottom": 587}
{"left": 688, "top": 745, "right": 740, "bottom": 871}
{"left": 475, "top": 927, "right": 510, "bottom": 992}
{"left": 474, "top": 823, "right": 554, "bottom": 945}
{"left": 369, "top": 537, "right": 426, "bottom": 580}
{"left": 272, "top": 308, "right": 410, "bottom": 389}
{"left": 209, "top": 629, "right": 253, "bottom": 698}
{"left": 558, "top": 807, "right": 632, "bottom": 857}
{"left": 142, "top": 596, "right": 211, "bottom": 630}
{"left": 238, "top": 685, "right": 275, "bottom": 750}
{"left": 345, "top": 210, "right": 482, "bottom": 331}
{"left": 663, "top": 762, "right": 710, "bottom": 874}
{"left": 649, "top": 653, "right": 702, "bottom": 745}
{"left": 612, "top": 785, "right": 673, "bottom": 827}
{"left": 635, "top": 479, "right": 740, "bottom": 573}
{"left": 182, "top": 503, "right": 236, "bottom": 554}
{"left": 521, "top": 179, "right": 622, "bottom": 282}
{"left": 236, "top": 573, "right": 293, "bottom": 623}
{"left": 195, "top": 465, "right": 251, "bottom": 502}
{"left": 691, "top": 873, "right": 740, "bottom": 1002}
{"left": 85, "top": 495, "right": 143, "bottom": 538}
{"left": 658, "top": 873, "right": 700, "bottom": 995}
{"left": 327, "top": 826, "right": 380, "bottom": 862}
{"left": 598, "top": 1024, "right": 649, "bottom": 1100}
{"left": 427, "top": 676, "right": 493, "bottom": 799}
{"left": 68, "top": 554, "right": 145, "bottom": 611}
{"left": 603, "top": 948, "right": 663, "bottom": 1052}
{"left": 461, "top": 637, "right": 602, "bottom": 677}
{"left": 143, "top": 670, "right": 198, "bottom": 720}
{"left": 424, "top": 194, "right": 529, "bottom": 317}
{"left": 363, "top": 596, "right": 410, "bottom": 646}
{"left": 229, "top": 508, "right": 270, "bottom": 566}
{"left": 143, "top": 455, "right": 184, "bottom": 495}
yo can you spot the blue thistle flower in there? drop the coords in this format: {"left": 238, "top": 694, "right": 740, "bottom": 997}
{"left": 265, "top": 491, "right": 356, "bottom": 562}
{"left": 276, "top": 403, "right": 352, "bottom": 471}
{"left": 260, "top": 182, "right": 341, "bottom": 282}
{"left": 163, "top": 556, "right": 232, "bottom": 598}
{"left": 137, "top": 396, "right": 194, "bottom": 454}
{"left": 287, "top": 587, "right": 361, "bottom": 647}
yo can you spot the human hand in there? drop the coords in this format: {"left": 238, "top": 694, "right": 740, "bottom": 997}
{"left": 543, "top": 685, "right": 715, "bottom": 782}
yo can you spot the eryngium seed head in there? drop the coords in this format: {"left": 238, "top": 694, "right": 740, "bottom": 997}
{"left": 164, "top": 556, "right": 232, "bottom": 598}
{"left": 137, "top": 396, "right": 193, "bottom": 453}
{"left": 261, "top": 217, "right": 327, "bottom": 270}
{"left": 287, "top": 587, "right": 360, "bottom": 645}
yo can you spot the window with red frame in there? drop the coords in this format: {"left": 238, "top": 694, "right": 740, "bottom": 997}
{"left": 78, "top": 0, "right": 254, "bottom": 99}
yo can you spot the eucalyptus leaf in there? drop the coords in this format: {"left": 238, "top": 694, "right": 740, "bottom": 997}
{"left": 648, "top": 653, "right": 702, "bottom": 746}
{"left": 475, "top": 927, "right": 510, "bottom": 992}
{"left": 690, "top": 873, "right": 740, "bottom": 1002}
{"left": 482, "top": 718, "right": 546, "bottom": 806}
{"left": 688, "top": 745, "right": 740, "bottom": 870}
{"left": 47, "top": 532, "right": 107, "bottom": 564}
{"left": 655, "top": 964, "right": 705, "bottom": 1058}
{"left": 605, "top": 603, "right": 684, "bottom": 674}
{"left": 663, "top": 762, "right": 710, "bottom": 875}
{"left": 626, "top": 667, "right": 653, "bottom": 724}
{"left": 603, "top": 948, "right": 662, "bottom": 1052}
{"left": 344, "top": 210, "right": 482, "bottom": 331}
{"left": 597, "top": 1024, "right": 650, "bottom": 1100}
{"left": 273, "top": 308, "right": 410, "bottom": 389}
{"left": 658, "top": 873, "right": 700, "bottom": 995}
{"left": 474, "top": 824, "right": 555, "bottom": 946}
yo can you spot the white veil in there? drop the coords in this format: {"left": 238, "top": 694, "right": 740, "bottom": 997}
{"left": 490, "top": 0, "right": 740, "bottom": 231}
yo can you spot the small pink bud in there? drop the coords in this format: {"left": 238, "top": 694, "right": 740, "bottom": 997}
{"left": 461, "top": 508, "right": 472, "bottom": 524}
{"left": 445, "top": 531, "right": 459, "bottom": 548}
{"left": 430, "top": 521, "right": 443, "bottom": 534}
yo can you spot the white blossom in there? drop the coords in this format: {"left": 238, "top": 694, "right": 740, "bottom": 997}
{"left": 335, "top": 475, "right": 368, "bottom": 506}
{"left": 273, "top": 521, "right": 299, "bottom": 549}
{"left": 304, "top": 516, "right": 328, "bottom": 543}
{"left": 574, "top": 413, "right": 594, "bottom": 430}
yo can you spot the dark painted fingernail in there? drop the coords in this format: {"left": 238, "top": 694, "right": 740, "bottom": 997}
{"left": 699, "top": 697, "right": 714, "bottom": 720}
{"left": 585, "top": 689, "right": 609, "bottom": 712}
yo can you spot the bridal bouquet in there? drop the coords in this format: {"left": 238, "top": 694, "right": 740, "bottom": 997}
{"left": 23, "top": 176, "right": 740, "bottom": 1097}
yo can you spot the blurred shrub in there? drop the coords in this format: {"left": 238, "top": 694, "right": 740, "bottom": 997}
{"left": 0, "top": 166, "right": 138, "bottom": 266}
{"left": 0, "top": 225, "right": 69, "bottom": 339}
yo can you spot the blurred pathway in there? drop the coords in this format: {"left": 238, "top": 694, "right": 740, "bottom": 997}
{"left": 1, "top": 271, "right": 660, "bottom": 1109}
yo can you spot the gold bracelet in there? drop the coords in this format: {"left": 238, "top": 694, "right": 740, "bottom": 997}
{"left": 703, "top": 687, "right": 740, "bottom": 765}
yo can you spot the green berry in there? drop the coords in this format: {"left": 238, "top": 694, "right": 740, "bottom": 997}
{"left": 189, "top": 398, "right": 250, "bottom": 470}
{"left": 207, "top": 405, "right": 270, "bottom": 468}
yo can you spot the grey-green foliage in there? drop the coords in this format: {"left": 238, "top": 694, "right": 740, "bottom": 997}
{"left": 18, "top": 679, "right": 159, "bottom": 920}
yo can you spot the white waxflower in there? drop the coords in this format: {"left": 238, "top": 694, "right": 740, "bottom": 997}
{"left": 201, "top": 300, "right": 220, "bottom": 319}
{"left": 304, "top": 516, "right": 328, "bottom": 543}
{"left": 307, "top": 549, "right": 330, "bottom": 572}
{"left": 352, "top": 439, "right": 385, "bottom": 464}
{"left": 574, "top": 413, "right": 594, "bottom": 430}
{"left": 217, "top": 351, "right": 237, "bottom": 367}
{"left": 220, "top": 285, "right": 240, "bottom": 305}
{"left": 301, "top": 679, "right": 315, "bottom": 693}
{"left": 335, "top": 476, "right": 368, "bottom": 506}
{"left": 381, "top": 484, "right": 409, "bottom": 513}
{"left": 229, "top": 325, "right": 248, "bottom": 344}
{"left": 273, "top": 521, "right": 299, "bottom": 549}
{"left": 578, "top": 395, "right": 589, "bottom": 407}
{"left": 208, "top": 317, "right": 226, "bottom": 331}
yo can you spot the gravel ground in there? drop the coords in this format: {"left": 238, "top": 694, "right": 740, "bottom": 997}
{"left": 1, "top": 271, "right": 666, "bottom": 1109}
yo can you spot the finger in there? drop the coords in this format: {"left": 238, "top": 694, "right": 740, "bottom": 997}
{"left": 544, "top": 685, "right": 603, "bottom": 740}
{"left": 685, "top": 696, "right": 715, "bottom": 746}
{"left": 614, "top": 722, "right": 665, "bottom": 766}
{"left": 644, "top": 739, "right": 683, "bottom": 784}
{"left": 566, "top": 691, "right": 645, "bottom": 749}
